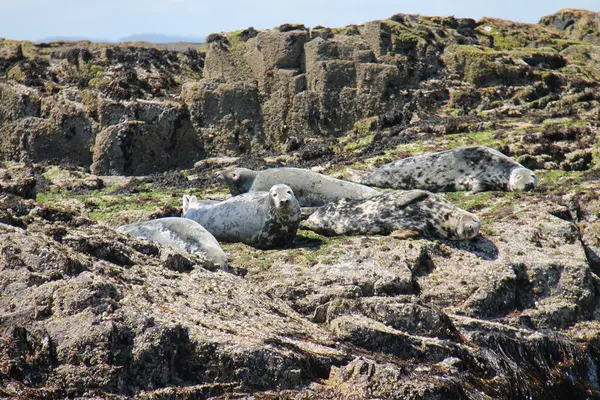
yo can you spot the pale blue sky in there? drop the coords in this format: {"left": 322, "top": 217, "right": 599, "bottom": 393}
{"left": 1, "top": 0, "right": 598, "bottom": 42}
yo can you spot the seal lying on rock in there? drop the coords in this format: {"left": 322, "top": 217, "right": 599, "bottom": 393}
{"left": 350, "top": 146, "right": 537, "bottom": 193}
{"left": 183, "top": 184, "right": 301, "bottom": 249}
{"left": 216, "top": 167, "right": 380, "bottom": 207}
{"left": 301, "top": 190, "right": 480, "bottom": 240}
{"left": 117, "top": 217, "right": 228, "bottom": 269}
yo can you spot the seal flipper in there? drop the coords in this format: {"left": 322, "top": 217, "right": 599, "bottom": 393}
{"left": 390, "top": 229, "right": 421, "bottom": 239}
{"left": 468, "top": 181, "right": 487, "bottom": 194}
{"left": 182, "top": 194, "right": 197, "bottom": 215}
{"left": 389, "top": 189, "right": 431, "bottom": 207}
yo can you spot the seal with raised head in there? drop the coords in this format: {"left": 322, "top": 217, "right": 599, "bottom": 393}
{"left": 183, "top": 184, "right": 301, "bottom": 249}
{"left": 301, "top": 190, "right": 481, "bottom": 240}
{"left": 117, "top": 217, "right": 228, "bottom": 269}
{"left": 216, "top": 167, "right": 381, "bottom": 207}
{"left": 350, "top": 146, "right": 537, "bottom": 193}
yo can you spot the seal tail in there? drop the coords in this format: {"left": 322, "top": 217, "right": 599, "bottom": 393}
{"left": 345, "top": 168, "right": 369, "bottom": 184}
{"left": 182, "top": 194, "right": 201, "bottom": 216}
{"left": 182, "top": 194, "right": 192, "bottom": 216}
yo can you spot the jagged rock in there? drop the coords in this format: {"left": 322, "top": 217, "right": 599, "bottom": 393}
{"left": 329, "top": 315, "right": 467, "bottom": 362}
{"left": 245, "top": 29, "right": 308, "bottom": 77}
{"left": 249, "top": 237, "right": 429, "bottom": 315}
{"left": 1, "top": 8, "right": 600, "bottom": 398}
{"left": 322, "top": 297, "right": 458, "bottom": 339}
{"left": 0, "top": 196, "right": 346, "bottom": 398}
{"left": 540, "top": 9, "right": 600, "bottom": 45}
{"left": 0, "top": 164, "right": 37, "bottom": 199}
{"left": 182, "top": 80, "right": 262, "bottom": 154}
{"left": 0, "top": 82, "right": 41, "bottom": 120}
{"left": 321, "top": 357, "right": 465, "bottom": 399}
{"left": 91, "top": 102, "right": 204, "bottom": 175}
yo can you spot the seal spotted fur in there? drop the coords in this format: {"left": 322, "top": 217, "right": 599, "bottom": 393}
{"left": 183, "top": 184, "right": 301, "bottom": 249}
{"left": 351, "top": 146, "right": 537, "bottom": 193}
{"left": 117, "top": 217, "right": 228, "bottom": 269}
{"left": 217, "top": 167, "right": 380, "bottom": 207}
{"left": 301, "top": 190, "right": 480, "bottom": 240}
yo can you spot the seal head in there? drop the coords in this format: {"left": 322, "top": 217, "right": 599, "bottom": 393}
{"left": 260, "top": 184, "right": 302, "bottom": 247}
{"left": 508, "top": 168, "right": 537, "bottom": 192}
{"left": 216, "top": 168, "right": 257, "bottom": 195}
{"left": 269, "top": 184, "right": 299, "bottom": 213}
{"left": 455, "top": 213, "right": 481, "bottom": 240}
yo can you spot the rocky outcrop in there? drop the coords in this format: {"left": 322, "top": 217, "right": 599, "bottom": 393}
{"left": 90, "top": 100, "right": 204, "bottom": 175}
{"left": 540, "top": 9, "right": 600, "bottom": 45}
{"left": 0, "top": 189, "right": 345, "bottom": 398}
{"left": 2, "top": 8, "right": 600, "bottom": 399}
{"left": 3, "top": 165, "right": 600, "bottom": 398}
{"left": 3, "top": 8, "right": 600, "bottom": 173}
{"left": 0, "top": 41, "right": 204, "bottom": 174}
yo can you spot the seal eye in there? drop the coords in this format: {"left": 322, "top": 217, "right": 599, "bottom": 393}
{"left": 273, "top": 193, "right": 277, "bottom": 197}
{"left": 286, "top": 190, "right": 292, "bottom": 195}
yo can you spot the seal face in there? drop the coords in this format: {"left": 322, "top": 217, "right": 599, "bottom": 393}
{"left": 216, "top": 168, "right": 257, "bottom": 196}
{"left": 217, "top": 167, "right": 380, "bottom": 207}
{"left": 117, "top": 217, "right": 228, "bottom": 269}
{"left": 301, "top": 190, "right": 481, "bottom": 240}
{"left": 183, "top": 184, "right": 301, "bottom": 249}
{"left": 354, "top": 146, "right": 537, "bottom": 193}
{"left": 508, "top": 168, "right": 537, "bottom": 192}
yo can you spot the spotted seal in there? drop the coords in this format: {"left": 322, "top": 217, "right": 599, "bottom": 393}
{"left": 216, "top": 167, "right": 381, "bottom": 207}
{"left": 183, "top": 184, "right": 301, "bottom": 249}
{"left": 117, "top": 217, "right": 228, "bottom": 269}
{"left": 351, "top": 146, "right": 537, "bottom": 193}
{"left": 301, "top": 190, "right": 480, "bottom": 240}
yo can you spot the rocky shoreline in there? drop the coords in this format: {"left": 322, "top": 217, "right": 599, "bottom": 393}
{"left": 0, "top": 8, "right": 600, "bottom": 399}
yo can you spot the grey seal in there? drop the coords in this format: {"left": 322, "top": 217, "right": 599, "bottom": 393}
{"left": 216, "top": 167, "right": 381, "bottom": 207}
{"left": 350, "top": 146, "right": 537, "bottom": 193}
{"left": 117, "top": 217, "right": 228, "bottom": 269}
{"left": 301, "top": 190, "right": 480, "bottom": 240}
{"left": 183, "top": 184, "right": 301, "bottom": 249}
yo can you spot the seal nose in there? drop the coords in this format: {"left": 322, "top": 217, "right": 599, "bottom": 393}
{"left": 464, "top": 221, "right": 479, "bottom": 239}
{"left": 280, "top": 198, "right": 290, "bottom": 205}
{"left": 525, "top": 182, "right": 535, "bottom": 191}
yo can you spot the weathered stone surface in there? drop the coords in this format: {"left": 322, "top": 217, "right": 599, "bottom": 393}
{"left": 540, "top": 9, "right": 600, "bottom": 45}
{"left": 91, "top": 101, "right": 203, "bottom": 175}
{"left": 0, "top": 164, "right": 38, "bottom": 199}
{"left": 246, "top": 29, "right": 308, "bottom": 76}
{"left": 182, "top": 79, "right": 262, "bottom": 155}
{"left": 2, "top": 7, "right": 600, "bottom": 398}
{"left": 0, "top": 194, "right": 345, "bottom": 398}
{"left": 248, "top": 237, "right": 428, "bottom": 315}
{"left": 321, "top": 357, "right": 465, "bottom": 400}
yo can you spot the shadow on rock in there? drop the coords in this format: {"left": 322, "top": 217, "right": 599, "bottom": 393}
{"left": 585, "top": 245, "right": 600, "bottom": 276}
{"left": 289, "top": 232, "right": 324, "bottom": 250}
{"left": 445, "top": 235, "right": 499, "bottom": 261}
